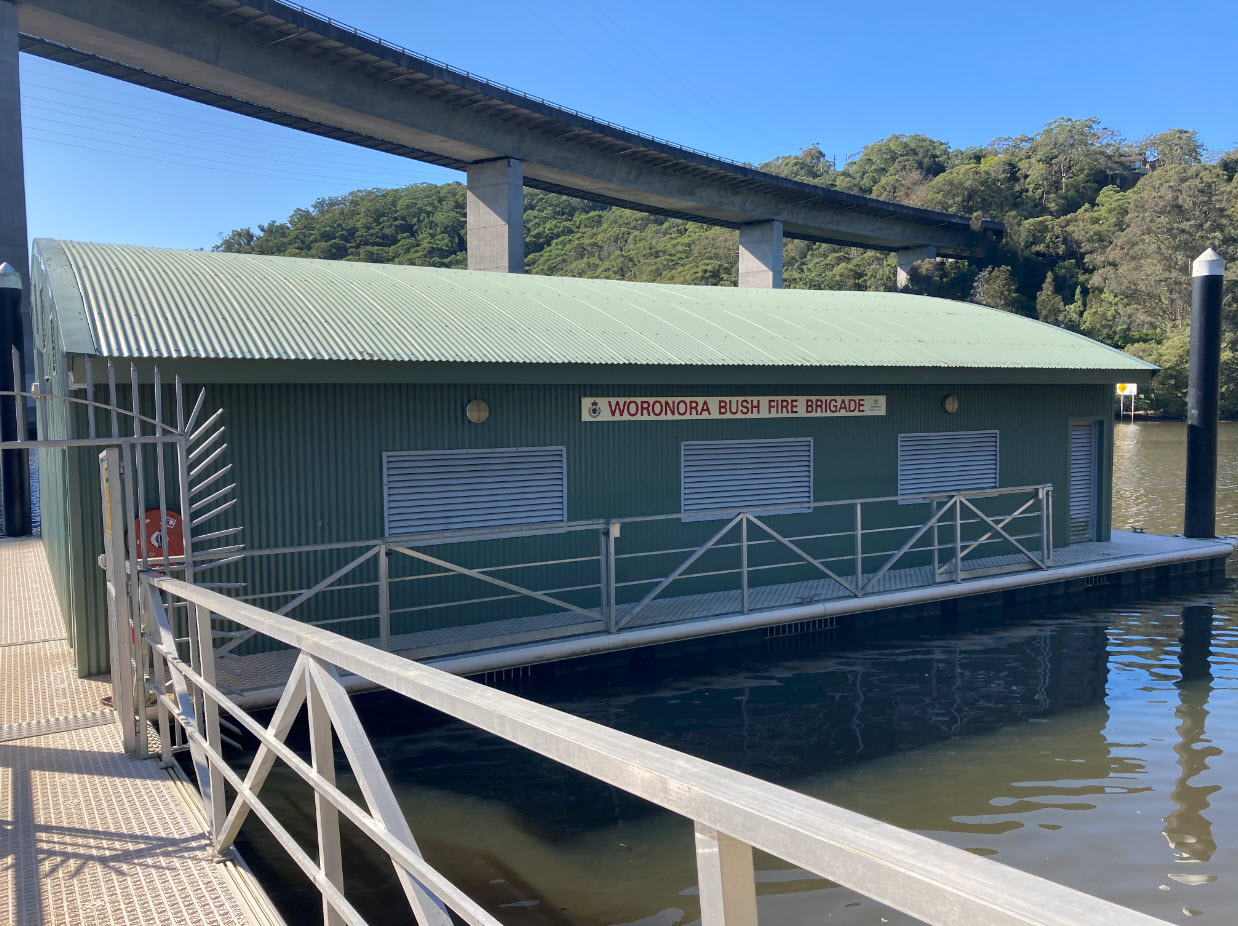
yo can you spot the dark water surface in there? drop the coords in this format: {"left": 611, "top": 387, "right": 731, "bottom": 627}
{"left": 239, "top": 421, "right": 1238, "bottom": 926}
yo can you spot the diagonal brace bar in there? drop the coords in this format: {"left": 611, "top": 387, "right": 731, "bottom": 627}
{"left": 745, "top": 513, "right": 857, "bottom": 595}
{"left": 943, "top": 496, "right": 1039, "bottom": 570}
{"left": 214, "top": 657, "right": 310, "bottom": 853}
{"left": 390, "top": 545, "right": 602, "bottom": 623}
{"left": 616, "top": 514, "right": 743, "bottom": 629}
{"left": 960, "top": 497, "right": 1047, "bottom": 570}
{"left": 306, "top": 658, "right": 453, "bottom": 926}
{"left": 861, "top": 499, "right": 956, "bottom": 594}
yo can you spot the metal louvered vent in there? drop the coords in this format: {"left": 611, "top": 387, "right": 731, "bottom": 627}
{"left": 384, "top": 447, "right": 567, "bottom": 535}
{"left": 681, "top": 438, "right": 813, "bottom": 517}
{"left": 897, "top": 431, "right": 999, "bottom": 500}
{"left": 1069, "top": 423, "right": 1098, "bottom": 543}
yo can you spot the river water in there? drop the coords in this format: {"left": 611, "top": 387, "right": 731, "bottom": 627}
{"left": 240, "top": 421, "right": 1238, "bottom": 926}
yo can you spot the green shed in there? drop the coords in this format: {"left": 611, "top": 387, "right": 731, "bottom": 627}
{"left": 30, "top": 240, "right": 1157, "bottom": 678}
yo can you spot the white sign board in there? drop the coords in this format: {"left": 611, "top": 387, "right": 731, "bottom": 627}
{"left": 1116, "top": 383, "right": 1138, "bottom": 396}
{"left": 582, "top": 395, "right": 886, "bottom": 422}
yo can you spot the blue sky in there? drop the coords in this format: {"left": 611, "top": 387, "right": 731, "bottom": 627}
{"left": 20, "top": 0, "right": 1238, "bottom": 250}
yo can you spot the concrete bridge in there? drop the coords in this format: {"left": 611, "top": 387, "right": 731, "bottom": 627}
{"left": 3, "top": 0, "right": 1002, "bottom": 297}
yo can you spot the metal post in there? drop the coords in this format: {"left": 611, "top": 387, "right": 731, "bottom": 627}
{"left": 145, "top": 587, "right": 174, "bottom": 767}
{"left": 307, "top": 670, "right": 345, "bottom": 926}
{"left": 953, "top": 497, "right": 962, "bottom": 583}
{"left": 99, "top": 448, "right": 138, "bottom": 753}
{"left": 1039, "top": 487, "right": 1049, "bottom": 567}
{"left": 0, "top": 268, "right": 29, "bottom": 535}
{"left": 607, "top": 521, "right": 619, "bottom": 632}
{"left": 931, "top": 499, "right": 940, "bottom": 579}
{"left": 853, "top": 502, "right": 863, "bottom": 594}
{"left": 694, "top": 822, "right": 758, "bottom": 926}
{"left": 176, "top": 380, "right": 203, "bottom": 725}
{"left": 1185, "top": 248, "right": 1225, "bottom": 538}
{"left": 1045, "top": 487, "right": 1054, "bottom": 566}
{"left": 378, "top": 542, "right": 391, "bottom": 651}
{"left": 740, "top": 515, "right": 749, "bottom": 614}
{"left": 194, "top": 603, "right": 225, "bottom": 841}
{"left": 598, "top": 528, "right": 607, "bottom": 618}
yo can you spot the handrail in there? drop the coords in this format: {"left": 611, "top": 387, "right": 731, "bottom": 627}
{"left": 196, "top": 484, "right": 1053, "bottom": 646}
{"left": 223, "top": 484, "right": 1054, "bottom": 559}
{"left": 141, "top": 572, "right": 1168, "bottom": 926}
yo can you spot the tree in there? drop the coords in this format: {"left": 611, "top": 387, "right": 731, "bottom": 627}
{"left": 758, "top": 146, "right": 836, "bottom": 186}
{"left": 921, "top": 160, "right": 1017, "bottom": 217}
{"left": 1016, "top": 117, "right": 1121, "bottom": 215}
{"left": 1091, "top": 164, "right": 1237, "bottom": 331}
{"left": 835, "top": 134, "right": 953, "bottom": 196}
{"left": 1138, "top": 129, "right": 1203, "bottom": 167}
{"left": 972, "top": 266, "right": 1024, "bottom": 313}
{"left": 1036, "top": 272, "right": 1068, "bottom": 326}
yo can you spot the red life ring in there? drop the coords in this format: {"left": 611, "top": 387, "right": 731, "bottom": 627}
{"left": 132, "top": 509, "right": 185, "bottom": 558}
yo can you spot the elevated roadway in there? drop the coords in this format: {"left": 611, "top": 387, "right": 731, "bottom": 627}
{"left": 11, "top": 0, "right": 1002, "bottom": 277}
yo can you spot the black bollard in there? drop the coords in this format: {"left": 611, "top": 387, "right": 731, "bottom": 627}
{"left": 1185, "top": 248, "right": 1225, "bottom": 539}
{"left": 0, "top": 262, "right": 30, "bottom": 536}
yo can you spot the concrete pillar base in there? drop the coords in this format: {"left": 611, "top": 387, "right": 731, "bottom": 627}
{"left": 466, "top": 158, "right": 524, "bottom": 273}
{"left": 738, "top": 220, "right": 783, "bottom": 289}
{"left": 895, "top": 246, "right": 936, "bottom": 289}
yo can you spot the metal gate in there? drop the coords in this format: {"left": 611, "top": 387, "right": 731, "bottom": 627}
{"left": 0, "top": 350, "right": 243, "bottom": 755}
{"left": 1069, "top": 422, "right": 1099, "bottom": 543}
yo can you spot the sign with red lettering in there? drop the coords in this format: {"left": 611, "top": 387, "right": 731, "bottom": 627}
{"left": 581, "top": 395, "right": 886, "bottom": 421}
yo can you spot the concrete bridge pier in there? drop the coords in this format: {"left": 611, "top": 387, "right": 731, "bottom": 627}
{"left": 0, "top": 2, "right": 28, "bottom": 326}
{"left": 466, "top": 157, "right": 524, "bottom": 273}
{"left": 738, "top": 220, "right": 783, "bottom": 288}
{"left": 896, "top": 245, "right": 936, "bottom": 289}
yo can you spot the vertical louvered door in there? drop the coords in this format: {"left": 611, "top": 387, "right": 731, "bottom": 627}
{"left": 1069, "top": 423, "right": 1098, "bottom": 543}
{"left": 384, "top": 447, "right": 567, "bottom": 535}
{"left": 681, "top": 438, "right": 813, "bottom": 517}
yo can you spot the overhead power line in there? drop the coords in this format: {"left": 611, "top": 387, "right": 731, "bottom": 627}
{"left": 22, "top": 110, "right": 441, "bottom": 183}
{"left": 22, "top": 130, "right": 440, "bottom": 189}
{"left": 22, "top": 94, "right": 446, "bottom": 179}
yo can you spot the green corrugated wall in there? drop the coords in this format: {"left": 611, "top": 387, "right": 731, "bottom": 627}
{"left": 45, "top": 373, "right": 1113, "bottom": 677}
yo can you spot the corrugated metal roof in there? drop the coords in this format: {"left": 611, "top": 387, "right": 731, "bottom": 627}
{"left": 36, "top": 240, "right": 1155, "bottom": 373}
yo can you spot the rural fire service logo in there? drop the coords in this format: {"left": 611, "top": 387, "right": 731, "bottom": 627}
{"left": 588, "top": 400, "right": 601, "bottom": 419}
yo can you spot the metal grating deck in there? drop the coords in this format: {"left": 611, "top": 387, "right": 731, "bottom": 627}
{"left": 0, "top": 537, "right": 256, "bottom": 926}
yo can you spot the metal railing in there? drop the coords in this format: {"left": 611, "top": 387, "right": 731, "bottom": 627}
{"left": 134, "top": 569, "right": 1167, "bottom": 926}
{"left": 212, "top": 484, "right": 1053, "bottom": 651}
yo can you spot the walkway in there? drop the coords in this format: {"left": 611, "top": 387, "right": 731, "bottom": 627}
{"left": 225, "top": 529, "right": 1236, "bottom": 705}
{"left": 0, "top": 537, "right": 263, "bottom": 926}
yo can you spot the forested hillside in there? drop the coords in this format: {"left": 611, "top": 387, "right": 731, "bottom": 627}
{"left": 216, "top": 119, "right": 1238, "bottom": 417}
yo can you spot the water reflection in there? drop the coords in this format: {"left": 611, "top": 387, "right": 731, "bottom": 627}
{"left": 238, "top": 593, "right": 1238, "bottom": 926}
{"left": 1164, "top": 606, "right": 1219, "bottom": 867}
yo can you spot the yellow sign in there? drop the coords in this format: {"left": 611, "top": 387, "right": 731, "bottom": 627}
{"left": 1116, "top": 383, "right": 1138, "bottom": 396}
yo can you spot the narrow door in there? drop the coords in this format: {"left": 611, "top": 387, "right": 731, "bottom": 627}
{"left": 1069, "top": 423, "right": 1099, "bottom": 543}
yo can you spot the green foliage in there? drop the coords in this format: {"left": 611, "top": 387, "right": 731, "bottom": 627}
{"left": 214, "top": 117, "right": 1238, "bottom": 418}
{"left": 1138, "top": 129, "right": 1204, "bottom": 167}
{"left": 1036, "top": 271, "right": 1078, "bottom": 331}
{"left": 972, "top": 266, "right": 1025, "bottom": 314}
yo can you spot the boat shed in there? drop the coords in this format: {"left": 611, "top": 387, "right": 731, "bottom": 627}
{"left": 30, "top": 239, "right": 1157, "bottom": 678}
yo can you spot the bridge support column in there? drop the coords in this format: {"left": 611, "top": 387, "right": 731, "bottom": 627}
{"left": 466, "top": 157, "right": 524, "bottom": 273}
{"left": 0, "top": 3, "right": 28, "bottom": 350}
{"left": 738, "top": 220, "right": 783, "bottom": 288}
{"left": 896, "top": 246, "right": 936, "bottom": 289}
